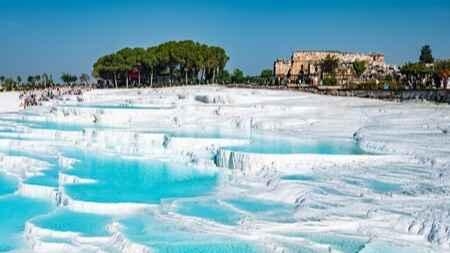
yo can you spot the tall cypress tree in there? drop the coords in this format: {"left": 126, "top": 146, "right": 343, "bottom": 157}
{"left": 419, "top": 45, "right": 434, "bottom": 64}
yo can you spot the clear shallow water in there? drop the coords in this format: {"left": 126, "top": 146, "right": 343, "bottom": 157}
{"left": 316, "top": 186, "right": 348, "bottom": 196}
{"left": 25, "top": 170, "right": 60, "bottom": 187}
{"left": 0, "top": 149, "right": 60, "bottom": 187}
{"left": 360, "top": 241, "right": 430, "bottom": 253}
{"left": 226, "top": 198, "right": 296, "bottom": 223}
{"left": 225, "top": 138, "right": 366, "bottom": 155}
{"left": 139, "top": 127, "right": 248, "bottom": 139}
{"left": 0, "top": 112, "right": 125, "bottom": 132}
{"left": 0, "top": 101, "right": 438, "bottom": 253}
{"left": 275, "top": 243, "right": 316, "bottom": 253}
{"left": 366, "top": 179, "right": 402, "bottom": 193}
{"left": 0, "top": 195, "right": 52, "bottom": 251}
{"left": 0, "top": 173, "right": 18, "bottom": 196}
{"left": 286, "top": 232, "right": 368, "bottom": 253}
{"left": 120, "top": 214, "right": 261, "bottom": 253}
{"left": 59, "top": 103, "right": 175, "bottom": 110}
{"left": 0, "top": 115, "right": 87, "bottom": 132}
{"left": 63, "top": 149, "right": 219, "bottom": 203}
{"left": 174, "top": 199, "right": 243, "bottom": 225}
{"left": 31, "top": 209, "right": 111, "bottom": 237}
{"left": 24, "top": 161, "right": 60, "bottom": 188}
{"left": 281, "top": 174, "right": 317, "bottom": 182}
{"left": 344, "top": 178, "right": 402, "bottom": 193}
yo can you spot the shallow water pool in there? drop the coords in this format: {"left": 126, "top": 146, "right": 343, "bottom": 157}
{"left": 366, "top": 179, "right": 402, "bottom": 193}
{"left": 360, "top": 241, "right": 431, "bottom": 253}
{"left": 226, "top": 197, "right": 296, "bottom": 223}
{"left": 0, "top": 173, "right": 18, "bottom": 196}
{"left": 281, "top": 174, "right": 317, "bottom": 182}
{"left": 63, "top": 150, "right": 219, "bottom": 203}
{"left": 344, "top": 177, "right": 402, "bottom": 194}
{"left": 120, "top": 213, "right": 262, "bottom": 253}
{"left": 174, "top": 199, "right": 243, "bottom": 225}
{"left": 0, "top": 99, "right": 439, "bottom": 252}
{"left": 31, "top": 209, "right": 111, "bottom": 237}
{"left": 286, "top": 232, "right": 368, "bottom": 253}
{"left": 0, "top": 149, "right": 60, "bottom": 187}
{"left": 60, "top": 103, "right": 175, "bottom": 110}
{"left": 0, "top": 115, "right": 86, "bottom": 132}
{"left": 0, "top": 195, "right": 52, "bottom": 251}
{"left": 226, "top": 138, "right": 366, "bottom": 155}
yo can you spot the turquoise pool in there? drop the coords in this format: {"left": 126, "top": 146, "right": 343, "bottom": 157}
{"left": 120, "top": 213, "right": 262, "bottom": 253}
{"left": 0, "top": 195, "right": 52, "bottom": 251}
{"left": 31, "top": 209, "right": 111, "bottom": 237}
{"left": 0, "top": 173, "right": 18, "bottom": 196}
{"left": 226, "top": 197, "right": 296, "bottom": 223}
{"left": 59, "top": 103, "right": 175, "bottom": 110}
{"left": 0, "top": 101, "right": 433, "bottom": 253}
{"left": 286, "top": 232, "right": 368, "bottom": 253}
{"left": 281, "top": 174, "right": 317, "bottom": 182}
{"left": 344, "top": 177, "right": 402, "bottom": 194}
{"left": 0, "top": 149, "right": 60, "bottom": 187}
{"left": 174, "top": 199, "right": 243, "bottom": 225}
{"left": 63, "top": 149, "right": 219, "bottom": 203}
{"left": 225, "top": 138, "right": 366, "bottom": 155}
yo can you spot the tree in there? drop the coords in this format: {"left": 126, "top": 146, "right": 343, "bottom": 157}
{"left": 352, "top": 60, "right": 367, "bottom": 78}
{"left": 400, "top": 62, "right": 434, "bottom": 89}
{"left": 0, "top": 76, "right": 5, "bottom": 91}
{"left": 61, "top": 73, "right": 71, "bottom": 85}
{"left": 61, "top": 73, "right": 77, "bottom": 85}
{"left": 16, "top": 76, "right": 22, "bottom": 85}
{"left": 49, "top": 74, "right": 54, "bottom": 86}
{"left": 70, "top": 75, "right": 78, "bottom": 84}
{"left": 79, "top": 73, "right": 90, "bottom": 86}
{"left": 3, "top": 78, "right": 16, "bottom": 91}
{"left": 320, "top": 55, "right": 339, "bottom": 76}
{"left": 33, "top": 75, "right": 41, "bottom": 88}
{"left": 231, "top": 69, "right": 245, "bottom": 84}
{"left": 322, "top": 76, "right": 337, "bottom": 86}
{"left": 93, "top": 53, "right": 124, "bottom": 88}
{"left": 132, "top": 47, "right": 145, "bottom": 86}
{"left": 42, "top": 73, "right": 49, "bottom": 88}
{"left": 143, "top": 47, "right": 158, "bottom": 87}
{"left": 92, "top": 40, "right": 229, "bottom": 88}
{"left": 435, "top": 60, "right": 450, "bottom": 89}
{"left": 27, "top": 76, "right": 34, "bottom": 88}
{"left": 260, "top": 69, "right": 273, "bottom": 85}
{"left": 217, "top": 70, "right": 231, "bottom": 84}
{"left": 419, "top": 45, "right": 434, "bottom": 64}
{"left": 117, "top": 47, "right": 137, "bottom": 88}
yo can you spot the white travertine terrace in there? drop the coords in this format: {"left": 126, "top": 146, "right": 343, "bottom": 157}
{"left": 0, "top": 86, "right": 449, "bottom": 252}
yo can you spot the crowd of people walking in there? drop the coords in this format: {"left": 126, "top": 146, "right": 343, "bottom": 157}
{"left": 19, "top": 86, "right": 90, "bottom": 109}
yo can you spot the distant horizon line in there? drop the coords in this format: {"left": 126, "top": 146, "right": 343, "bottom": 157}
{"left": 1, "top": 47, "right": 448, "bottom": 79}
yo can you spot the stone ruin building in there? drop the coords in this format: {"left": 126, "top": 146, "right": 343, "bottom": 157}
{"left": 274, "top": 50, "right": 393, "bottom": 86}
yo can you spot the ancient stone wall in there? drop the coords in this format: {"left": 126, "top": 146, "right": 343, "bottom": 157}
{"left": 274, "top": 50, "right": 386, "bottom": 85}
{"left": 273, "top": 59, "right": 291, "bottom": 77}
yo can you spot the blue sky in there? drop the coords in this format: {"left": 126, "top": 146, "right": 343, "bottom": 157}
{"left": 1, "top": 0, "right": 449, "bottom": 78}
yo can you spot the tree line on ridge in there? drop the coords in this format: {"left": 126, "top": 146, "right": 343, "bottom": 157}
{"left": 92, "top": 40, "right": 230, "bottom": 88}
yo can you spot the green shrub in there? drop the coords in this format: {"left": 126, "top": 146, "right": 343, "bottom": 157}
{"left": 322, "top": 76, "right": 337, "bottom": 86}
